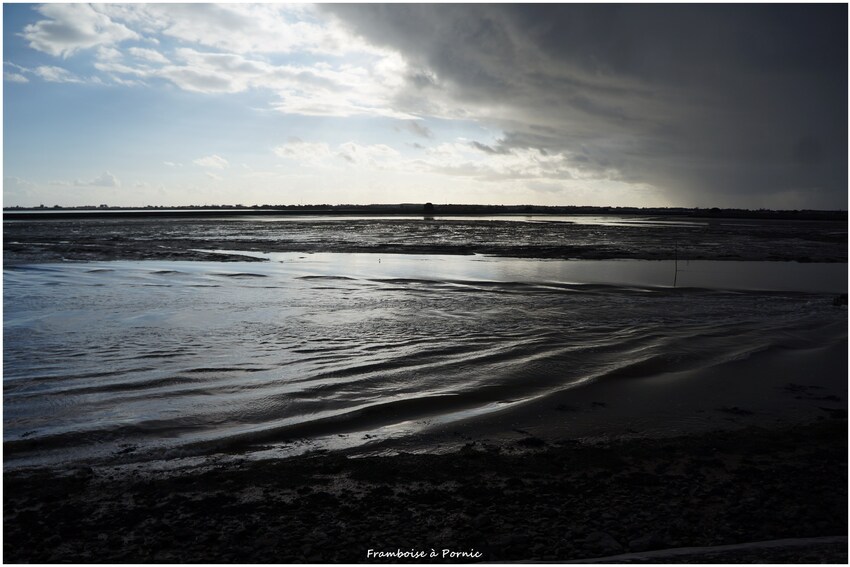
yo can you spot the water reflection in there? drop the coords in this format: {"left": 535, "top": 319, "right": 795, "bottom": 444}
{"left": 200, "top": 250, "right": 847, "bottom": 294}
{"left": 4, "top": 253, "right": 846, "bottom": 470}
{"left": 240, "top": 214, "right": 708, "bottom": 227}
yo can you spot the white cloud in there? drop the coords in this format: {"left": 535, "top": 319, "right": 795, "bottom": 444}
{"left": 193, "top": 154, "right": 229, "bottom": 169}
{"left": 13, "top": 4, "right": 419, "bottom": 120}
{"left": 83, "top": 171, "right": 121, "bottom": 188}
{"left": 271, "top": 137, "right": 584, "bottom": 184}
{"left": 54, "top": 172, "right": 120, "bottom": 188}
{"left": 98, "top": 4, "right": 383, "bottom": 57}
{"left": 97, "top": 46, "right": 417, "bottom": 118}
{"left": 271, "top": 91, "right": 416, "bottom": 120}
{"left": 273, "top": 141, "right": 332, "bottom": 164}
{"left": 415, "top": 142, "right": 584, "bottom": 182}
{"left": 6, "top": 63, "right": 86, "bottom": 84}
{"left": 94, "top": 60, "right": 146, "bottom": 77}
{"left": 4, "top": 176, "right": 37, "bottom": 191}
{"left": 274, "top": 140, "right": 402, "bottom": 169}
{"left": 22, "top": 4, "right": 138, "bottom": 57}
{"left": 3, "top": 177, "right": 40, "bottom": 207}
{"left": 205, "top": 172, "right": 222, "bottom": 181}
{"left": 4, "top": 72, "right": 29, "bottom": 83}
{"left": 163, "top": 161, "right": 183, "bottom": 167}
{"left": 33, "top": 65, "right": 83, "bottom": 83}
{"left": 109, "top": 76, "right": 144, "bottom": 87}
{"left": 96, "top": 46, "right": 123, "bottom": 61}
{"left": 5, "top": 62, "right": 33, "bottom": 83}
{"left": 128, "top": 47, "right": 169, "bottom": 64}
{"left": 337, "top": 142, "right": 400, "bottom": 167}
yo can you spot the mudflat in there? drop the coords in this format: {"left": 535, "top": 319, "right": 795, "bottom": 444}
{"left": 4, "top": 420, "right": 846, "bottom": 563}
{"left": 4, "top": 215, "right": 847, "bottom": 264}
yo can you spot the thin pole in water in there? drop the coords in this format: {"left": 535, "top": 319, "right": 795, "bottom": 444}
{"left": 673, "top": 240, "right": 678, "bottom": 288}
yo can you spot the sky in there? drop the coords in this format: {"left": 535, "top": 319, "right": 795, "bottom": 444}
{"left": 3, "top": 3, "right": 848, "bottom": 209}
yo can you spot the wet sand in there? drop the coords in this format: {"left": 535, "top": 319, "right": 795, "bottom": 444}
{"left": 389, "top": 324, "right": 848, "bottom": 452}
{"left": 4, "top": 419, "right": 846, "bottom": 563}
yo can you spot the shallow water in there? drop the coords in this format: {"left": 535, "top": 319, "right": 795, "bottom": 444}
{"left": 200, "top": 251, "right": 848, "bottom": 293}
{"left": 3, "top": 253, "right": 847, "bottom": 469}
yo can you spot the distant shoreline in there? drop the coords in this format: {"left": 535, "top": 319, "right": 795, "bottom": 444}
{"left": 3, "top": 204, "right": 847, "bottom": 222}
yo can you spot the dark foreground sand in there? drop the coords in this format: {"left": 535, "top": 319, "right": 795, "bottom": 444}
{"left": 4, "top": 418, "right": 847, "bottom": 563}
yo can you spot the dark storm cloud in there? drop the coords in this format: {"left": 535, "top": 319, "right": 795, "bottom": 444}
{"left": 324, "top": 4, "right": 847, "bottom": 208}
